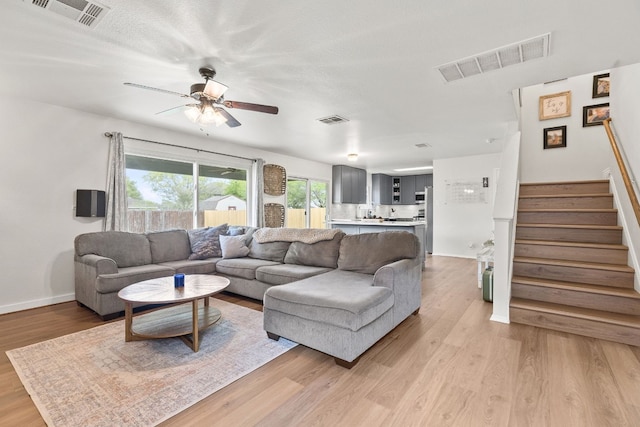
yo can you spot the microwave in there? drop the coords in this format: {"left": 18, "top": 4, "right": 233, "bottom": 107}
{"left": 415, "top": 191, "right": 425, "bottom": 202}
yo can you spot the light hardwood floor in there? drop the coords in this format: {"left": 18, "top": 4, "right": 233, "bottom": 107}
{"left": 1, "top": 256, "right": 639, "bottom": 426}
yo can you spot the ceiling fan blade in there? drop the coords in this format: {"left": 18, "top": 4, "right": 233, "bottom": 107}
{"left": 154, "top": 104, "right": 199, "bottom": 116}
{"left": 124, "top": 82, "right": 191, "bottom": 99}
{"left": 203, "top": 80, "right": 228, "bottom": 100}
{"left": 216, "top": 108, "right": 242, "bottom": 128}
{"left": 223, "top": 100, "right": 279, "bottom": 115}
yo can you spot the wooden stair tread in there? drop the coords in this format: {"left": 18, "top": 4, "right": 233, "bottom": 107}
{"left": 511, "top": 275, "right": 640, "bottom": 298}
{"left": 514, "top": 239, "right": 627, "bottom": 250}
{"left": 517, "top": 223, "right": 623, "bottom": 230}
{"left": 514, "top": 256, "right": 635, "bottom": 273}
{"left": 520, "top": 180, "right": 609, "bottom": 186}
{"left": 518, "top": 208, "right": 617, "bottom": 213}
{"left": 519, "top": 193, "right": 611, "bottom": 199}
{"left": 510, "top": 297, "right": 640, "bottom": 328}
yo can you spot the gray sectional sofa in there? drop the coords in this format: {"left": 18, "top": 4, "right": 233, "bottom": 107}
{"left": 74, "top": 226, "right": 422, "bottom": 366}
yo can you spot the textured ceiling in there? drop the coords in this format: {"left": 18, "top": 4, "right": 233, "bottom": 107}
{"left": 1, "top": 0, "right": 639, "bottom": 174}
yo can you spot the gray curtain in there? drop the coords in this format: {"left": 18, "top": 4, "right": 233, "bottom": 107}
{"left": 104, "top": 132, "right": 128, "bottom": 231}
{"left": 253, "top": 158, "right": 265, "bottom": 227}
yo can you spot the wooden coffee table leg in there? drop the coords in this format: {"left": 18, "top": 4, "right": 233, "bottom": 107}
{"left": 124, "top": 302, "right": 133, "bottom": 342}
{"left": 191, "top": 299, "right": 199, "bottom": 352}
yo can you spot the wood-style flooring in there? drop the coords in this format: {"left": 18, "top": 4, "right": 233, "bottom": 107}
{"left": 1, "top": 256, "right": 639, "bottom": 426}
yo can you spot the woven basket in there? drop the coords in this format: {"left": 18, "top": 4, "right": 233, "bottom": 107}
{"left": 263, "top": 164, "right": 286, "bottom": 196}
{"left": 264, "top": 203, "right": 285, "bottom": 228}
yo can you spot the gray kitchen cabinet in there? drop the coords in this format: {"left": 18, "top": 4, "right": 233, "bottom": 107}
{"left": 415, "top": 174, "right": 427, "bottom": 191}
{"left": 400, "top": 175, "right": 416, "bottom": 205}
{"left": 371, "top": 173, "right": 392, "bottom": 205}
{"left": 332, "top": 165, "right": 366, "bottom": 204}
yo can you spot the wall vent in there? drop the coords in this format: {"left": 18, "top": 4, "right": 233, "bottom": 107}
{"left": 436, "top": 33, "right": 550, "bottom": 83}
{"left": 317, "top": 115, "right": 349, "bottom": 125}
{"left": 25, "top": 0, "right": 110, "bottom": 28}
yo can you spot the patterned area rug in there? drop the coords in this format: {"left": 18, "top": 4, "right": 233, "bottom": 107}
{"left": 6, "top": 300, "right": 296, "bottom": 427}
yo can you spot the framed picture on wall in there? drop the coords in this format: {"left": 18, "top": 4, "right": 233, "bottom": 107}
{"left": 543, "top": 125, "right": 567, "bottom": 149}
{"left": 592, "top": 73, "right": 610, "bottom": 98}
{"left": 582, "top": 103, "right": 610, "bottom": 127}
{"left": 539, "top": 91, "right": 571, "bottom": 120}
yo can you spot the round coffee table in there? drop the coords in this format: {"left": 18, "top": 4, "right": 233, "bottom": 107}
{"left": 117, "top": 274, "right": 230, "bottom": 352}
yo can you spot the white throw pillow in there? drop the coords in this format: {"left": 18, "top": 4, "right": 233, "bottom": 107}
{"left": 220, "top": 234, "right": 250, "bottom": 259}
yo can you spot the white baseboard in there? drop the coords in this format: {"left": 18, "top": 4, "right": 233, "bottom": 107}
{"left": 0, "top": 293, "right": 75, "bottom": 315}
{"left": 490, "top": 313, "right": 510, "bottom": 324}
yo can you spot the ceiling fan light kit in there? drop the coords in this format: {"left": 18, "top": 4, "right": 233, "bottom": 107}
{"left": 125, "top": 66, "right": 278, "bottom": 129}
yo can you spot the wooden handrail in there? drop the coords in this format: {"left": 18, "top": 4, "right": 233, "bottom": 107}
{"left": 603, "top": 118, "right": 640, "bottom": 226}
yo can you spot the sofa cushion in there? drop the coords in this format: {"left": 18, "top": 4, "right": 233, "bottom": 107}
{"left": 157, "top": 259, "right": 219, "bottom": 275}
{"left": 220, "top": 235, "right": 250, "bottom": 259}
{"left": 146, "top": 229, "right": 192, "bottom": 263}
{"left": 215, "top": 258, "right": 281, "bottom": 280}
{"left": 338, "top": 231, "right": 418, "bottom": 274}
{"left": 75, "top": 231, "right": 152, "bottom": 268}
{"left": 188, "top": 224, "right": 228, "bottom": 260}
{"left": 96, "top": 264, "right": 174, "bottom": 293}
{"left": 248, "top": 240, "right": 291, "bottom": 262}
{"left": 283, "top": 231, "right": 344, "bottom": 268}
{"left": 256, "top": 264, "right": 333, "bottom": 286}
{"left": 264, "top": 270, "right": 393, "bottom": 331}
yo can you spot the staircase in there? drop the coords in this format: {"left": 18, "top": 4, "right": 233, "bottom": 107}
{"left": 510, "top": 180, "right": 640, "bottom": 346}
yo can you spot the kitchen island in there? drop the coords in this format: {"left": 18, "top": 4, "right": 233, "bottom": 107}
{"left": 329, "top": 219, "right": 426, "bottom": 265}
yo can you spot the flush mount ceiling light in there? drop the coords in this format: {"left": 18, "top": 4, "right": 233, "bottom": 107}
{"left": 347, "top": 153, "right": 358, "bottom": 162}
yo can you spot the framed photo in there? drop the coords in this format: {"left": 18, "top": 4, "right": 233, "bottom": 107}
{"left": 539, "top": 91, "right": 571, "bottom": 120}
{"left": 543, "top": 126, "right": 567, "bottom": 149}
{"left": 582, "top": 103, "right": 610, "bottom": 127}
{"left": 592, "top": 73, "right": 610, "bottom": 98}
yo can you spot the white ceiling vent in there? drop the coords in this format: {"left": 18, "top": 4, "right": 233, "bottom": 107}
{"left": 25, "top": 0, "right": 110, "bottom": 28}
{"left": 317, "top": 115, "right": 349, "bottom": 125}
{"left": 436, "top": 33, "right": 550, "bottom": 83}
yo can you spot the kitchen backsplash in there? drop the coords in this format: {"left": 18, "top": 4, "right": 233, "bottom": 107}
{"left": 331, "top": 204, "right": 420, "bottom": 220}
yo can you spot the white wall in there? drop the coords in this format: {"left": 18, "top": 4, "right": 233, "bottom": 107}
{"left": 520, "top": 73, "right": 611, "bottom": 182}
{"left": 433, "top": 153, "right": 501, "bottom": 258}
{"left": 610, "top": 63, "right": 640, "bottom": 292}
{"left": 0, "top": 95, "right": 331, "bottom": 314}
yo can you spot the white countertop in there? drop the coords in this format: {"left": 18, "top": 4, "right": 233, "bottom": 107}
{"left": 329, "top": 219, "right": 425, "bottom": 226}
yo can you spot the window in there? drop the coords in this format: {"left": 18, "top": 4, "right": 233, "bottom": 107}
{"left": 125, "top": 154, "right": 248, "bottom": 232}
{"left": 197, "top": 165, "right": 247, "bottom": 228}
{"left": 286, "top": 178, "right": 328, "bottom": 228}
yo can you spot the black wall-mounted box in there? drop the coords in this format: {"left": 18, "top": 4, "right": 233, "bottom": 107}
{"left": 76, "top": 189, "right": 106, "bottom": 217}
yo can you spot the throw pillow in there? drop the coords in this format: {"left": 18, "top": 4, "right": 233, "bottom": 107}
{"left": 220, "top": 234, "right": 250, "bottom": 259}
{"left": 187, "top": 224, "right": 228, "bottom": 260}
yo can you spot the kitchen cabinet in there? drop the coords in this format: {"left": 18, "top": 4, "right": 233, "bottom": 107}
{"left": 399, "top": 175, "right": 416, "bottom": 205}
{"left": 332, "top": 165, "right": 366, "bottom": 204}
{"left": 371, "top": 173, "right": 392, "bottom": 205}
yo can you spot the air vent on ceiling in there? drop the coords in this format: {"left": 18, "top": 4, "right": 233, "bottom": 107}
{"left": 26, "top": 0, "right": 110, "bottom": 28}
{"left": 415, "top": 143, "right": 431, "bottom": 148}
{"left": 317, "top": 115, "right": 349, "bottom": 125}
{"left": 436, "top": 33, "right": 550, "bottom": 83}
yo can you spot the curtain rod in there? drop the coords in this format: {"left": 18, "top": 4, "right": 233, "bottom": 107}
{"left": 103, "top": 132, "right": 257, "bottom": 162}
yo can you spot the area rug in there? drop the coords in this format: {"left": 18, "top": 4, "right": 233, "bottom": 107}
{"left": 6, "top": 300, "right": 296, "bottom": 427}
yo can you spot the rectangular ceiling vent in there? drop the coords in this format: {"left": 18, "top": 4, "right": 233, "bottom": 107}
{"left": 26, "top": 0, "right": 110, "bottom": 28}
{"left": 317, "top": 115, "right": 349, "bottom": 125}
{"left": 436, "top": 33, "right": 550, "bottom": 83}
{"left": 415, "top": 143, "right": 431, "bottom": 148}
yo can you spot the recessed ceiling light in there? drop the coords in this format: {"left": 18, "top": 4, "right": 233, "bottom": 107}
{"left": 393, "top": 166, "right": 433, "bottom": 172}
{"left": 347, "top": 153, "right": 358, "bottom": 162}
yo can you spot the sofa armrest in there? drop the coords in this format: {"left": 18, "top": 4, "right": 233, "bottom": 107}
{"left": 75, "top": 254, "right": 118, "bottom": 275}
{"left": 373, "top": 257, "right": 422, "bottom": 326}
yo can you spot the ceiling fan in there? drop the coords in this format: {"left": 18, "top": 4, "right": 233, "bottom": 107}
{"left": 124, "top": 67, "right": 279, "bottom": 128}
